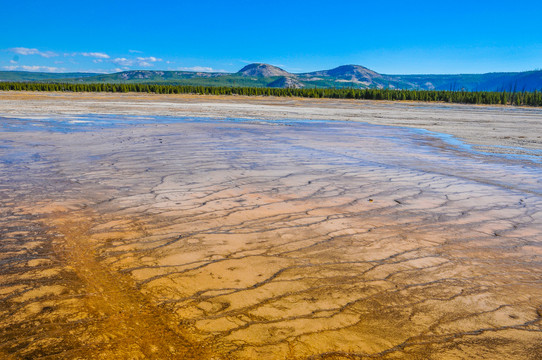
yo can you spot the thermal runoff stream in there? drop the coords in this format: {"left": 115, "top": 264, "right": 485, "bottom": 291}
{"left": 1, "top": 115, "right": 541, "bottom": 359}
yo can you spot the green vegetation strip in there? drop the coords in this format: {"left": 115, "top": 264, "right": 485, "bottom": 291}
{"left": 1, "top": 82, "right": 541, "bottom": 106}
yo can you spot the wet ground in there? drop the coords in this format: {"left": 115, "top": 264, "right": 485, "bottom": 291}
{"left": 0, "top": 114, "right": 541, "bottom": 359}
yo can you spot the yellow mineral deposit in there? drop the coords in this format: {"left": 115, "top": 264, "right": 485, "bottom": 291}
{"left": 0, "top": 94, "right": 541, "bottom": 359}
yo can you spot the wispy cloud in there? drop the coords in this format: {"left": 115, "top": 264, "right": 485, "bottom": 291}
{"left": 128, "top": 49, "right": 143, "bottom": 53}
{"left": 81, "top": 52, "right": 110, "bottom": 59}
{"left": 72, "top": 68, "right": 111, "bottom": 74}
{"left": 240, "top": 59, "right": 285, "bottom": 68}
{"left": 178, "top": 66, "right": 227, "bottom": 73}
{"left": 136, "top": 56, "right": 162, "bottom": 62}
{"left": 112, "top": 56, "right": 162, "bottom": 67}
{"left": 112, "top": 57, "right": 134, "bottom": 66}
{"left": 3, "top": 65, "right": 64, "bottom": 72}
{"left": 240, "top": 59, "right": 264, "bottom": 64}
{"left": 9, "top": 47, "right": 58, "bottom": 58}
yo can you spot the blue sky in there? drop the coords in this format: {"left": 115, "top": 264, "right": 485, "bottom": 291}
{"left": 2, "top": 0, "right": 541, "bottom": 74}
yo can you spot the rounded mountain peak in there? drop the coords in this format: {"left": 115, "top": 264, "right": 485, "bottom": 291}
{"left": 326, "top": 65, "right": 379, "bottom": 77}
{"left": 238, "top": 63, "right": 291, "bottom": 77}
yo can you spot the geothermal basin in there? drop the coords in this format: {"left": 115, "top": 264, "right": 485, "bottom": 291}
{"left": 0, "top": 102, "right": 541, "bottom": 359}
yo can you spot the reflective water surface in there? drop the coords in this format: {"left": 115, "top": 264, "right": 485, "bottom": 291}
{"left": 0, "top": 115, "right": 541, "bottom": 359}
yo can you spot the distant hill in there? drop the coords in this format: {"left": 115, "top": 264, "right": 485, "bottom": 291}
{"left": 237, "top": 63, "right": 290, "bottom": 77}
{"left": 0, "top": 71, "right": 98, "bottom": 82}
{"left": 394, "top": 71, "right": 542, "bottom": 92}
{"left": 301, "top": 65, "right": 383, "bottom": 84}
{"left": 1, "top": 64, "right": 542, "bottom": 91}
{"left": 73, "top": 70, "right": 225, "bottom": 83}
{"left": 267, "top": 76, "right": 303, "bottom": 89}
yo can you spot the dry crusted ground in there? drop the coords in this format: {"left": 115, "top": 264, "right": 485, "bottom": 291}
{"left": 0, "top": 93, "right": 541, "bottom": 359}
{"left": 0, "top": 91, "right": 541, "bottom": 155}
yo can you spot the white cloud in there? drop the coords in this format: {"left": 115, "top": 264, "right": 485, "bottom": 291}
{"left": 9, "top": 47, "right": 58, "bottom": 58}
{"left": 93, "top": 59, "right": 103, "bottom": 63}
{"left": 74, "top": 68, "right": 110, "bottom": 74}
{"left": 3, "top": 65, "right": 64, "bottom": 72}
{"left": 112, "top": 57, "right": 133, "bottom": 66}
{"left": 41, "top": 51, "right": 59, "bottom": 58}
{"left": 136, "top": 56, "right": 162, "bottom": 62}
{"left": 81, "top": 52, "right": 110, "bottom": 59}
{"left": 9, "top": 59, "right": 17, "bottom": 64}
{"left": 112, "top": 56, "right": 162, "bottom": 67}
{"left": 129, "top": 49, "right": 143, "bottom": 53}
{"left": 178, "top": 66, "right": 227, "bottom": 73}
{"left": 9, "top": 47, "right": 39, "bottom": 55}
{"left": 240, "top": 59, "right": 259, "bottom": 64}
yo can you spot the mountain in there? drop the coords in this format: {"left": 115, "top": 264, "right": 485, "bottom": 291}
{"left": 302, "top": 65, "right": 383, "bottom": 84}
{"left": 297, "top": 65, "right": 403, "bottom": 89}
{"left": 30, "top": 70, "right": 275, "bottom": 88}
{"left": 75, "top": 70, "right": 225, "bottom": 83}
{"left": 1, "top": 63, "right": 542, "bottom": 91}
{"left": 394, "top": 71, "right": 542, "bottom": 92}
{"left": 0, "top": 71, "right": 99, "bottom": 82}
{"left": 267, "top": 76, "right": 304, "bottom": 88}
{"left": 237, "top": 63, "right": 291, "bottom": 77}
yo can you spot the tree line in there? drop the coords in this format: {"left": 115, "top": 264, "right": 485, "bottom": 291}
{"left": 1, "top": 82, "right": 541, "bottom": 106}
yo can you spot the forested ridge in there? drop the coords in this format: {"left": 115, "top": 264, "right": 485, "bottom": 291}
{"left": 1, "top": 82, "right": 541, "bottom": 106}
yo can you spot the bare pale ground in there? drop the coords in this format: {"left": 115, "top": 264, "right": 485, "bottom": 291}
{"left": 1, "top": 91, "right": 541, "bottom": 157}
{"left": 0, "top": 94, "right": 541, "bottom": 359}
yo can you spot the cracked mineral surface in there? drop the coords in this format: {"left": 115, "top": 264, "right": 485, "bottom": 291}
{"left": 0, "top": 111, "right": 541, "bottom": 359}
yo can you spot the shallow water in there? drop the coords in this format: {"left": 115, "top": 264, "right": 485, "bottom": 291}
{"left": 0, "top": 115, "right": 541, "bottom": 359}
